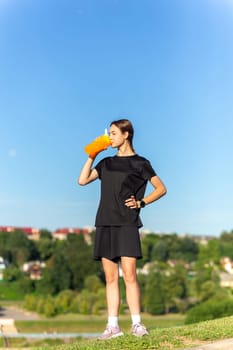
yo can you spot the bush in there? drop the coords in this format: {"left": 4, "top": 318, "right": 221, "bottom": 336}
{"left": 92, "top": 288, "right": 106, "bottom": 315}
{"left": 43, "top": 297, "right": 57, "bottom": 317}
{"left": 54, "top": 289, "right": 75, "bottom": 313}
{"left": 36, "top": 297, "right": 47, "bottom": 314}
{"left": 84, "top": 275, "right": 103, "bottom": 293}
{"left": 24, "top": 294, "right": 37, "bottom": 311}
{"left": 185, "top": 297, "right": 233, "bottom": 324}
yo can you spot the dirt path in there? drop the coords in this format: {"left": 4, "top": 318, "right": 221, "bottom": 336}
{"left": 0, "top": 305, "right": 39, "bottom": 321}
{"left": 184, "top": 338, "right": 233, "bottom": 350}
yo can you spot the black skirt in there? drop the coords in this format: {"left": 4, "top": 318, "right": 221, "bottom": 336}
{"left": 93, "top": 226, "right": 142, "bottom": 262}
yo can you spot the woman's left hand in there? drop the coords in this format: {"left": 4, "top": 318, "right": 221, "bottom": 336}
{"left": 125, "top": 195, "right": 138, "bottom": 209}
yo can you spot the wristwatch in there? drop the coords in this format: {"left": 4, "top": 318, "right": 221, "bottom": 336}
{"left": 140, "top": 200, "right": 146, "bottom": 208}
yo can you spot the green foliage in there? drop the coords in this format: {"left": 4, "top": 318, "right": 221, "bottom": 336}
{"left": 43, "top": 296, "right": 57, "bottom": 317}
{"left": 185, "top": 296, "right": 233, "bottom": 324}
{"left": 24, "top": 294, "right": 38, "bottom": 310}
{"left": 145, "top": 271, "right": 165, "bottom": 314}
{"left": 152, "top": 239, "right": 169, "bottom": 261}
{"left": 0, "top": 230, "right": 38, "bottom": 265}
{"left": 54, "top": 289, "right": 76, "bottom": 314}
{"left": 0, "top": 281, "right": 26, "bottom": 300}
{"left": 25, "top": 295, "right": 58, "bottom": 317}
{"left": 3, "top": 227, "right": 233, "bottom": 320}
{"left": 21, "top": 316, "right": 233, "bottom": 350}
{"left": 219, "top": 230, "right": 233, "bottom": 260}
{"left": 69, "top": 288, "right": 107, "bottom": 315}
{"left": 92, "top": 288, "right": 106, "bottom": 315}
{"left": 140, "top": 233, "right": 199, "bottom": 265}
{"left": 3, "top": 265, "right": 24, "bottom": 282}
{"left": 197, "top": 239, "right": 221, "bottom": 265}
{"left": 39, "top": 229, "right": 53, "bottom": 240}
{"left": 24, "top": 286, "right": 107, "bottom": 317}
{"left": 35, "top": 234, "right": 100, "bottom": 295}
{"left": 192, "top": 261, "right": 220, "bottom": 297}
{"left": 163, "top": 263, "right": 189, "bottom": 313}
{"left": 199, "top": 280, "right": 218, "bottom": 301}
{"left": 35, "top": 238, "right": 54, "bottom": 261}
{"left": 84, "top": 275, "right": 104, "bottom": 293}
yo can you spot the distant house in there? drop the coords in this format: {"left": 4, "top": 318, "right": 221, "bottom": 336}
{"left": 220, "top": 257, "right": 233, "bottom": 275}
{"left": 0, "top": 225, "right": 95, "bottom": 243}
{"left": 181, "top": 233, "right": 216, "bottom": 245}
{"left": 0, "top": 226, "right": 40, "bottom": 240}
{"left": 0, "top": 256, "right": 7, "bottom": 281}
{"left": 52, "top": 227, "right": 93, "bottom": 244}
{"left": 167, "top": 259, "right": 190, "bottom": 269}
{"left": 220, "top": 272, "right": 233, "bottom": 288}
{"left": 22, "top": 261, "right": 46, "bottom": 280}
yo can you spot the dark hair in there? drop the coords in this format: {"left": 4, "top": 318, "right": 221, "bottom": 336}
{"left": 110, "top": 119, "right": 135, "bottom": 152}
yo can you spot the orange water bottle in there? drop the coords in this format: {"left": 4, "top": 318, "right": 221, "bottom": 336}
{"left": 84, "top": 129, "right": 111, "bottom": 158}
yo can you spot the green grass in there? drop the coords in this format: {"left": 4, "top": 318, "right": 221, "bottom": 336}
{"left": 4, "top": 313, "right": 233, "bottom": 349}
{"left": 0, "top": 281, "right": 25, "bottom": 301}
{"left": 16, "top": 314, "right": 184, "bottom": 333}
{"left": 32, "top": 316, "right": 233, "bottom": 350}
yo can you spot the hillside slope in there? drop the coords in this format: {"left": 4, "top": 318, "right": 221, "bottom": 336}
{"left": 33, "top": 316, "right": 233, "bottom": 350}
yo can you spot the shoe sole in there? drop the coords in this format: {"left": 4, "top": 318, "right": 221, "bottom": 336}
{"left": 98, "top": 332, "right": 124, "bottom": 340}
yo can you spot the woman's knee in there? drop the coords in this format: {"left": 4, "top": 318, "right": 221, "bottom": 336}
{"left": 105, "top": 272, "right": 118, "bottom": 285}
{"left": 102, "top": 258, "right": 119, "bottom": 284}
{"left": 122, "top": 270, "right": 137, "bottom": 284}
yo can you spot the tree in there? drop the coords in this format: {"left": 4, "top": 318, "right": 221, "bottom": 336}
{"left": 35, "top": 232, "right": 54, "bottom": 261}
{"left": 84, "top": 275, "right": 103, "bottom": 293}
{"left": 140, "top": 234, "right": 159, "bottom": 265}
{"left": 197, "top": 239, "right": 221, "bottom": 265}
{"left": 145, "top": 271, "right": 165, "bottom": 315}
{"left": 36, "top": 233, "right": 100, "bottom": 294}
{"left": 199, "top": 281, "right": 217, "bottom": 301}
{"left": 39, "top": 229, "right": 52, "bottom": 240}
{"left": 24, "top": 294, "right": 37, "bottom": 311}
{"left": 152, "top": 240, "right": 168, "bottom": 262}
{"left": 163, "top": 263, "right": 188, "bottom": 313}
{"left": 193, "top": 261, "right": 220, "bottom": 297}
{"left": 55, "top": 290, "right": 75, "bottom": 313}
{"left": 65, "top": 234, "right": 100, "bottom": 291}
{"left": 37, "top": 253, "right": 72, "bottom": 295}
{"left": 0, "top": 230, "right": 38, "bottom": 265}
{"left": 3, "top": 266, "right": 23, "bottom": 282}
{"left": 179, "top": 237, "right": 199, "bottom": 262}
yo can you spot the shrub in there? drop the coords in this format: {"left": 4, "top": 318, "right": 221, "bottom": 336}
{"left": 55, "top": 289, "right": 75, "bottom": 313}
{"left": 185, "top": 297, "right": 233, "bottom": 324}
{"left": 43, "top": 297, "right": 57, "bottom": 317}
{"left": 24, "top": 294, "right": 37, "bottom": 311}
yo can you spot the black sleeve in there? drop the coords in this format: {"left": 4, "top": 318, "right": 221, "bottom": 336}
{"left": 94, "top": 159, "right": 105, "bottom": 179}
{"left": 141, "top": 159, "right": 157, "bottom": 180}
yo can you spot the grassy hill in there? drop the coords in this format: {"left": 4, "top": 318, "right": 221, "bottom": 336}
{"left": 33, "top": 316, "right": 233, "bottom": 350}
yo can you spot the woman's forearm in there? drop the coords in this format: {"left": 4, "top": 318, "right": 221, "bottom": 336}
{"left": 78, "top": 157, "right": 96, "bottom": 185}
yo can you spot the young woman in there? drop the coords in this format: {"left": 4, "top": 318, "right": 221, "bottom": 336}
{"left": 78, "top": 119, "right": 167, "bottom": 339}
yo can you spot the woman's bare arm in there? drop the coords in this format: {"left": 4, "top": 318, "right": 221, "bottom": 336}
{"left": 143, "top": 175, "right": 167, "bottom": 204}
{"left": 125, "top": 175, "right": 167, "bottom": 209}
{"left": 78, "top": 157, "right": 99, "bottom": 186}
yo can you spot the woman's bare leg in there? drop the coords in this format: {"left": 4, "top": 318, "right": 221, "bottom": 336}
{"left": 121, "top": 256, "right": 140, "bottom": 315}
{"left": 101, "top": 257, "right": 120, "bottom": 316}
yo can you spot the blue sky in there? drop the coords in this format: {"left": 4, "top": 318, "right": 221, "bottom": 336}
{"left": 0, "top": 0, "right": 232, "bottom": 236}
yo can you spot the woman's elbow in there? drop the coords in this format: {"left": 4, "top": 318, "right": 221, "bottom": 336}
{"left": 77, "top": 178, "right": 86, "bottom": 186}
{"left": 160, "top": 184, "right": 167, "bottom": 197}
{"left": 162, "top": 186, "right": 167, "bottom": 196}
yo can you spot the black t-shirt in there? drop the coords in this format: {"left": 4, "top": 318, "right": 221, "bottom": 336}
{"left": 94, "top": 154, "right": 157, "bottom": 227}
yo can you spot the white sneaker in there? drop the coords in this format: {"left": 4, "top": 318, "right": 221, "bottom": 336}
{"left": 132, "top": 323, "right": 149, "bottom": 337}
{"left": 98, "top": 324, "right": 124, "bottom": 340}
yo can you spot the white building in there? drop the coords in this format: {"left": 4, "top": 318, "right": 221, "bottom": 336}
{"left": 0, "top": 256, "right": 7, "bottom": 281}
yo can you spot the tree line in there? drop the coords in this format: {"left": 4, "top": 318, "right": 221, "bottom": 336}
{"left": 1, "top": 228, "right": 233, "bottom": 321}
